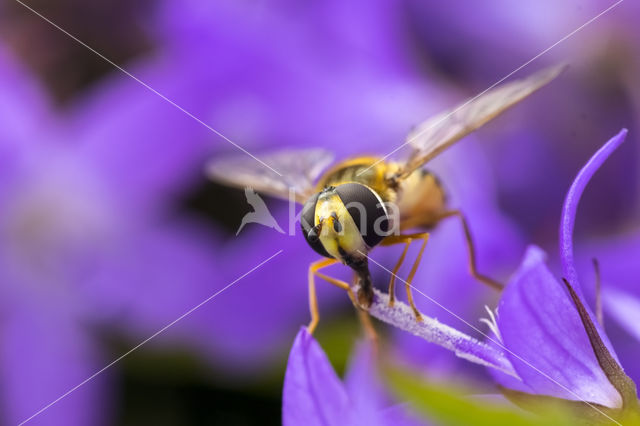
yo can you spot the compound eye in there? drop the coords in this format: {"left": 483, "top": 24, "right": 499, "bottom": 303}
{"left": 300, "top": 192, "right": 332, "bottom": 258}
{"left": 335, "top": 183, "right": 390, "bottom": 248}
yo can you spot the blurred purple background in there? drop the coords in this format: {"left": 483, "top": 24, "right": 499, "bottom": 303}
{"left": 0, "top": 0, "right": 638, "bottom": 424}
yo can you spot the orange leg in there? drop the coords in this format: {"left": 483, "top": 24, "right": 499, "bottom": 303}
{"left": 307, "top": 258, "right": 356, "bottom": 334}
{"left": 381, "top": 239, "right": 411, "bottom": 308}
{"left": 380, "top": 232, "right": 430, "bottom": 320}
{"left": 356, "top": 304, "right": 379, "bottom": 344}
{"left": 348, "top": 272, "right": 379, "bottom": 343}
{"left": 435, "top": 210, "right": 503, "bottom": 291}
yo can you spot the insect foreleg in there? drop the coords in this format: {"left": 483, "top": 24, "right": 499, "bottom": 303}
{"left": 307, "top": 258, "right": 356, "bottom": 334}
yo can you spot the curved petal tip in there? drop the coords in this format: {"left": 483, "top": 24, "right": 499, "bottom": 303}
{"left": 560, "top": 128, "right": 629, "bottom": 293}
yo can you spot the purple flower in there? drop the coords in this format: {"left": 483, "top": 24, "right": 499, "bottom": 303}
{"left": 572, "top": 223, "right": 640, "bottom": 385}
{"left": 404, "top": 0, "right": 640, "bottom": 251}
{"left": 282, "top": 327, "right": 424, "bottom": 426}
{"left": 487, "top": 129, "right": 639, "bottom": 415}
{"left": 603, "top": 288, "right": 640, "bottom": 343}
{"left": 493, "top": 246, "right": 624, "bottom": 406}
{"left": 0, "top": 44, "right": 225, "bottom": 424}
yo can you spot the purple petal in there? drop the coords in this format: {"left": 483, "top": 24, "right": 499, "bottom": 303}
{"left": 576, "top": 230, "right": 640, "bottom": 308}
{"left": 497, "top": 246, "right": 622, "bottom": 408}
{"left": 0, "top": 45, "right": 58, "bottom": 204}
{"left": 150, "top": 0, "right": 456, "bottom": 165}
{"left": 0, "top": 44, "right": 53, "bottom": 147}
{"left": 69, "top": 56, "right": 214, "bottom": 207}
{"left": 344, "top": 342, "right": 424, "bottom": 426}
{"left": 81, "top": 224, "right": 226, "bottom": 339}
{"left": 603, "top": 288, "right": 640, "bottom": 342}
{"left": 282, "top": 327, "right": 351, "bottom": 426}
{"left": 84, "top": 208, "right": 345, "bottom": 369}
{"left": 560, "top": 128, "right": 628, "bottom": 296}
{"left": 0, "top": 308, "right": 110, "bottom": 426}
{"left": 343, "top": 341, "right": 387, "bottom": 425}
{"left": 196, "top": 224, "right": 346, "bottom": 367}
{"left": 155, "top": 0, "right": 424, "bottom": 83}
{"left": 575, "top": 231, "right": 640, "bottom": 384}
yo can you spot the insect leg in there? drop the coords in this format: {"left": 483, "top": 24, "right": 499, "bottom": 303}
{"left": 437, "top": 209, "right": 503, "bottom": 291}
{"left": 307, "top": 258, "right": 355, "bottom": 334}
{"left": 349, "top": 271, "right": 379, "bottom": 344}
{"left": 381, "top": 232, "right": 430, "bottom": 321}
{"left": 357, "top": 308, "right": 379, "bottom": 345}
{"left": 379, "top": 237, "right": 411, "bottom": 307}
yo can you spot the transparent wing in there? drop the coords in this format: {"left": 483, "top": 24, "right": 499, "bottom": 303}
{"left": 206, "top": 148, "right": 334, "bottom": 203}
{"left": 397, "top": 64, "right": 566, "bottom": 179}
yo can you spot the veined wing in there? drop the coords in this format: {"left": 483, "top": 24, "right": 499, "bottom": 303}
{"left": 206, "top": 148, "right": 334, "bottom": 204}
{"left": 396, "top": 64, "right": 566, "bottom": 179}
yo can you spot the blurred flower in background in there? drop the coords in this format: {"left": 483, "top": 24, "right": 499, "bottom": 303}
{"left": 149, "top": 0, "right": 524, "bottom": 379}
{"left": 0, "top": 0, "right": 638, "bottom": 424}
{"left": 402, "top": 0, "right": 640, "bottom": 393}
{"left": 0, "top": 39, "right": 231, "bottom": 423}
{"left": 405, "top": 0, "right": 640, "bottom": 242}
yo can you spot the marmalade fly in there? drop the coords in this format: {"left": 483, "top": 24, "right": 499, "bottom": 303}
{"left": 207, "top": 64, "right": 565, "bottom": 334}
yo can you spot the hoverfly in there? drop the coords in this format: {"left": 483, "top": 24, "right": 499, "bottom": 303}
{"left": 207, "top": 64, "right": 565, "bottom": 334}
